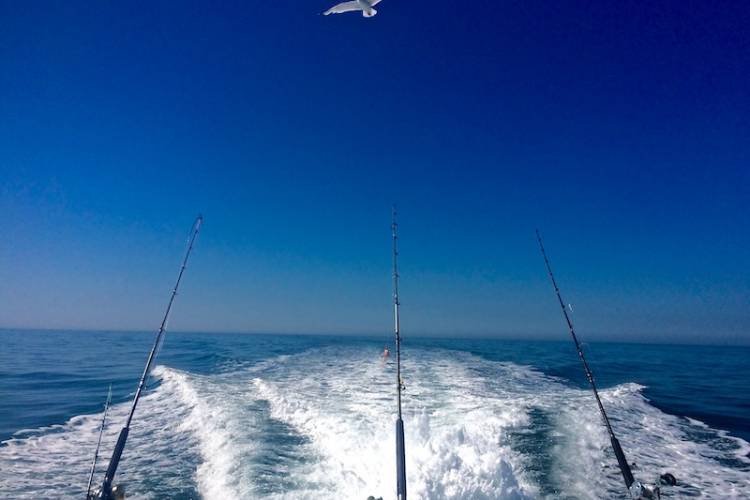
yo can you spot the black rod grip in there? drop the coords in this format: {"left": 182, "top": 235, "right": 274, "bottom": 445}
{"left": 396, "top": 418, "right": 407, "bottom": 500}
{"left": 100, "top": 427, "right": 129, "bottom": 499}
{"left": 611, "top": 436, "right": 635, "bottom": 488}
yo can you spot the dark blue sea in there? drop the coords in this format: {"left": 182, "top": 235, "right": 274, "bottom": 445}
{"left": 1, "top": 329, "right": 748, "bottom": 499}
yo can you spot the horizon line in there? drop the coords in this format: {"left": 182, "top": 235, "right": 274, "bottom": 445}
{"left": 1, "top": 326, "right": 748, "bottom": 348}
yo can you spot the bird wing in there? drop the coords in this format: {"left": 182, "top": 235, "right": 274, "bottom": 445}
{"left": 370, "top": 0, "right": 382, "bottom": 5}
{"left": 324, "top": 1, "right": 362, "bottom": 15}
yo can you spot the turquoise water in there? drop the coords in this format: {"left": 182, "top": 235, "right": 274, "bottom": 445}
{"left": 1, "top": 330, "right": 749, "bottom": 498}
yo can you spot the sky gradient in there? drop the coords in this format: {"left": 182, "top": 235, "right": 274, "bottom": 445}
{"left": 1, "top": 1, "right": 748, "bottom": 343}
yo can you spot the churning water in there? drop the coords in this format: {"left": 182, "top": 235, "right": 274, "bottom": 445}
{"left": 1, "top": 331, "right": 748, "bottom": 499}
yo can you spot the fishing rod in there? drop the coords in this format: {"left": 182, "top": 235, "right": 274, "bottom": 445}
{"left": 535, "top": 229, "right": 645, "bottom": 498}
{"left": 86, "top": 385, "right": 112, "bottom": 500}
{"left": 392, "top": 206, "right": 407, "bottom": 500}
{"left": 96, "top": 215, "right": 203, "bottom": 500}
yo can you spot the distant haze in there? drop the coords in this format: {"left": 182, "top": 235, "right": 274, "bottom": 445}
{"left": 1, "top": 1, "right": 748, "bottom": 345}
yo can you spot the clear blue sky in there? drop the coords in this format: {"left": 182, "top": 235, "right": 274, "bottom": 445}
{"left": 1, "top": 1, "right": 748, "bottom": 343}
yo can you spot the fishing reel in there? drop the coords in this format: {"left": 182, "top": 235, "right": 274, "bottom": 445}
{"left": 629, "top": 472, "right": 677, "bottom": 499}
{"left": 89, "top": 484, "right": 125, "bottom": 500}
{"left": 630, "top": 481, "right": 660, "bottom": 499}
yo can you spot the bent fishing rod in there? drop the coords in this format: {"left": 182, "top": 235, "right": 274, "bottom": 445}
{"left": 392, "top": 206, "right": 407, "bottom": 500}
{"left": 97, "top": 215, "right": 203, "bottom": 500}
{"left": 535, "top": 229, "right": 641, "bottom": 497}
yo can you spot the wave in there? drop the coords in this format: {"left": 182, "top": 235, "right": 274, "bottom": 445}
{"left": 1, "top": 347, "right": 748, "bottom": 499}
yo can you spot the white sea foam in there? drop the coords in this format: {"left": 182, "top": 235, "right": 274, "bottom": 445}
{"left": 541, "top": 381, "right": 750, "bottom": 499}
{"left": 0, "top": 367, "right": 200, "bottom": 499}
{"left": 251, "top": 348, "right": 533, "bottom": 499}
{"left": 1, "top": 347, "right": 748, "bottom": 499}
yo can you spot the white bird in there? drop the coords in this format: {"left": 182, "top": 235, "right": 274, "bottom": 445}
{"left": 323, "top": 0, "right": 382, "bottom": 18}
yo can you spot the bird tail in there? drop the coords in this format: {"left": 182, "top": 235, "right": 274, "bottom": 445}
{"left": 363, "top": 8, "right": 377, "bottom": 17}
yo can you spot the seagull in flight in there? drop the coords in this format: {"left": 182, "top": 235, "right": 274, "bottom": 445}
{"left": 324, "top": 0, "right": 382, "bottom": 17}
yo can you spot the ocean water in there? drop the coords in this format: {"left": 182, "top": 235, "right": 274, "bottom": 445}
{"left": 1, "top": 330, "right": 748, "bottom": 499}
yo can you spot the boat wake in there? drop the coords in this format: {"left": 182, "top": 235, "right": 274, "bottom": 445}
{"left": 1, "top": 346, "right": 749, "bottom": 499}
